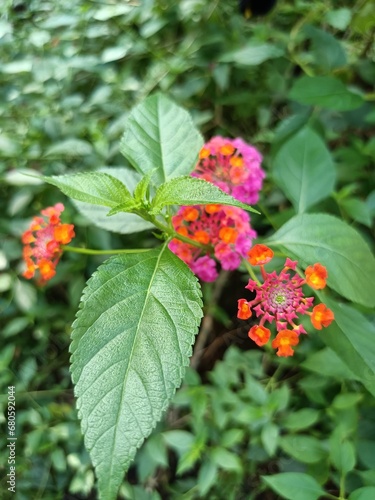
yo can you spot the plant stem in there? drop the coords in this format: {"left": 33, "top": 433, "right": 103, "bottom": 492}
{"left": 242, "top": 258, "right": 261, "bottom": 285}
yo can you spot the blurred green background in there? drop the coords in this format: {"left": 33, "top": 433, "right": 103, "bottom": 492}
{"left": 1, "top": 0, "right": 374, "bottom": 498}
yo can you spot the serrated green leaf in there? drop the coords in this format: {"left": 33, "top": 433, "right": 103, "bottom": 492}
{"left": 268, "top": 213, "right": 375, "bottom": 307}
{"left": 70, "top": 245, "right": 203, "bottom": 499}
{"left": 74, "top": 168, "right": 154, "bottom": 234}
{"left": 106, "top": 200, "right": 141, "bottom": 217}
{"left": 134, "top": 170, "right": 157, "bottom": 202}
{"left": 262, "top": 473, "right": 326, "bottom": 500}
{"left": 44, "top": 172, "right": 133, "bottom": 208}
{"left": 289, "top": 76, "right": 364, "bottom": 111}
{"left": 272, "top": 127, "right": 335, "bottom": 213}
{"left": 150, "top": 176, "right": 258, "bottom": 214}
{"left": 120, "top": 94, "right": 203, "bottom": 186}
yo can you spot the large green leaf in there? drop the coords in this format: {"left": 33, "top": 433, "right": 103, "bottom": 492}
{"left": 74, "top": 168, "right": 154, "bottom": 234}
{"left": 150, "top": 176, "right": 258, "bottom": 214}
{"left": 262, "top": 473, "right": 326, "bottom": 500}
{"left": 289, "top": 76, "right": 364, "bottom": 111}
{"left": 272, "top": 127, "right": 335, "bottom": 213}
{"left": 44, "top": 172, "right": 133, "bottom": 208}
{"left": 120, "top": 94, "right": 203, "bottom": 186}
{"left": 268, "top": 213, "right": 375, "bottom": 308}
{"left": 318, "top": 299, "right": 375, "bottom": 397}
{"left": 70, "top": 244, "right": 203, "bottom": 499}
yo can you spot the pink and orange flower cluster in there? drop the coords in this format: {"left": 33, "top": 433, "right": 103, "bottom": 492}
{"left": 22, "top": 203, "right": 74, "bottom": 285}
{"left": 238, "top": 244, "right": 334, "bottom": 357}
{"left": 169, "top": 136, "right": 265, "bottom": 281}
{"left": 169, "top": 204, "right": 256, "bottom": 282}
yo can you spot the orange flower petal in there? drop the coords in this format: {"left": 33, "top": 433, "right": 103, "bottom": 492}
{"left": 54, "top": 224, "right": 75, "bottom": 245}
{"left": 237, "top": 299, "right": 252, "bottom": 320}
{"left": 248, "top": 325, "right": 271, "bottom": 346}
{"left": 199, "top": 147, "right": 210, "bottom": 159}
{"left": 311, "top": 303, "right": 335, "bottom": 330}
{"left": 219, "top": 227, "right": 238, "bottom": 244}
{"left": 219, "top": 143, "right": 235, "bottom": 156}
{"left": 305, "top": 263, "right": 327, "bottom": 290}
{"left": 205, "top": 204, "right": 221, "bottom": 214}
{"left": 271, "top": 330, "right": 299, "bottom": 357}
{"left": 193, "top": 230, "right": 210, "bottom": 245}
{"left": 182, "top": 207, "right": 199, "bottom": 222}
{"left": 248, "top": 244, "right": 274, "bottom": 266}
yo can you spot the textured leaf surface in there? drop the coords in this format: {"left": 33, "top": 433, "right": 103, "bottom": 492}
{"left": 262, "top": 473, "right": 325, "bottom": 500}
{"left": 151, "top": 176, "right": 258, "bottom": 214}
{"left": 120, "top": 94, "right": 203, "bottom": 186}
{"left": 273, "top": 127, "right": 335, "bottom": 213}
{"left": 44, "top": 172, "right": 133, "bottom": 208}
{"left": 74, "top": 167, "right": 154, "bottom": 234}
{"left": 70, "top": 245, "right": 203, "bottom": 499}
{"left": 289, "top": 76, "right": 364, "bottom": 111}
{"left": 268, "top": 213, "right": 375, "bottom": 308}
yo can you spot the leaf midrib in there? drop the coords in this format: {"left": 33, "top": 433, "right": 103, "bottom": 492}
{"left": 106, "top": 242, "right": 168, "bottom": 493}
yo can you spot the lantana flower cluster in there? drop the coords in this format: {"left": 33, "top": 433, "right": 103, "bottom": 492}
{"left": 193, "top": 136, "right": 265, "bottom": 205}
{"left": 22, "top": 203, "right": 75, "bottom": 285}
{"left": 237, "top": 244, "right": 335, "bottom": 357}
{"left": 169, "top": 204, "right": 256, "bottom": 282}
{"left": 169, "top": 137, "right": 264, "bottom": 281}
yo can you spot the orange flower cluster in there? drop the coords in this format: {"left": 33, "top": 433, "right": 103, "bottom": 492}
{"left": 237, "top": 244, "right": 335, "bottom": 357}
{"left": 22, "top": 203, "right": 75, "bottom": 285}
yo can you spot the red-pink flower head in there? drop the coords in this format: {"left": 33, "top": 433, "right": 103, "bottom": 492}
{"left": 237, "top": 245, "right": 334, "bottom": 356}
{"left": 22, "top": 203, "right": 75, "bottom": 285}
{"left": 169, "top": 204, "right": 256, "bottom": 282}
{"left": 193, "top": 136, "right": 265, "bottom": 205}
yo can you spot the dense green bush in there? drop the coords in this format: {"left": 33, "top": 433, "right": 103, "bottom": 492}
{"left": 1, "top": 0, "right": 374, "bottom": 499}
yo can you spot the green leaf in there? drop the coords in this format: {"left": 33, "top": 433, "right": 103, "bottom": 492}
{"left": 43, "top": 139, "right": 94, "bottom": 157}
{"left": 349, "top": 487, "right": 375, "bottom": 500}
{"left": 340, "top": 198, "right": 372, "bottom": 227}
{"left": 282, "top": 409, "right": 321, "bottom": 432}
{"left": 279, "top": 435, "right": 327, "bottom": 464}
{"left": 261, "top": 422, "right": 279, "bottom": 456}
{"left": 318, "top": 299, "right": 375, "bottom": 398}
{"left": 74, "top": 168, "right": 154, "bottom": 234}
{"left": 268, "top": 213, "right": 375, "bottom": 307}
{"left": 44, "top": 172, "right": 133, "bottom": 208}
{"left": 219, "top": 42, "right": 283, "bottom": 66}
{"left": 106, "top": 200, "right": 141, "bottom": 217}
{"left": 70, "top": 245, "right": 203, "bottom": 499}
{"left": 120, "top": 94, "right": 203, "bottom": 186}
{"left": 197, "top": 460, "right": 218, "bottom": 497}
{"left": 210, "top": 447, "right": 243, "bottom": 472}
{"left": 262, "top": 473, "right": 326, "bottom": 500}
{"left": 330, "top": 436, "right": 356, "bottom": 474}
{"left": 302, "top": 348, "right": 359, "bottom": 381}
{"left": 272, "top": 127, "right": 335, "bottom": 213}
{"left": 304, "top": 25, "right": 347, "bottom": 72}
{"left": 289, "top": 76, "right": 364, "bottom": 111}
{"left": 150, "top": 176, "right": 258, "bottom": 214}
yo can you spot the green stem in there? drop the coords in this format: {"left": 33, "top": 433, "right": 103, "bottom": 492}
{"left": 242, "top": 258, "right": 261, "bottom": 285}
{"left": 62, "top": 246, "right": 151, "bottom": 255}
